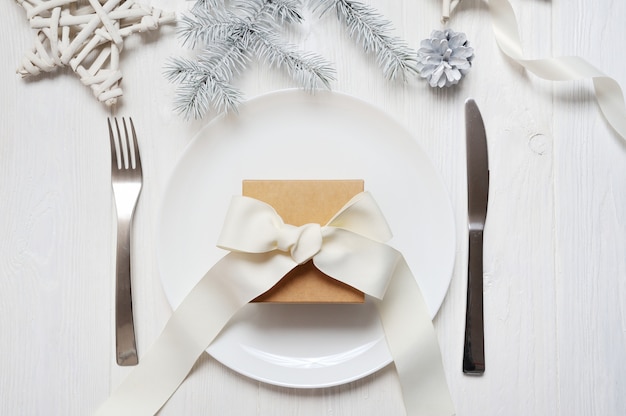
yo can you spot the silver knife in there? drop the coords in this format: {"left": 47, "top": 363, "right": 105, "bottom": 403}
{"left": 463, "top": 98, "right": 489, "bottom": 375}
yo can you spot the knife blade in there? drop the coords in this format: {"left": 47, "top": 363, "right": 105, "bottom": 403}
{"left": 463, "top": 98, "right": 489, "bottom": 375}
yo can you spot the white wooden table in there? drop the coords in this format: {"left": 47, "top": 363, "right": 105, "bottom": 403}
{"left": 2, "top": 1, "right": 625, "bottom": 415}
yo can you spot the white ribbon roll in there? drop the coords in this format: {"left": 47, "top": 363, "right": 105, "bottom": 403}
{"left": 488, "top": 0, "right": 626, "bottom": 140}
{"left": 94, "top": 192, "right": 455, "bottom": 416}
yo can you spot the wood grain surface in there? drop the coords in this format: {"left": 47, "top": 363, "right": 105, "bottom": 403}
{"left": 1, "top": 1, "right": 624, "bottom": 415}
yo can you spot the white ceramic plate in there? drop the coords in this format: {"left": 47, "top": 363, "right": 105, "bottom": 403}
{"left": 156, "top": 89, "right": 455, "bottom": 388}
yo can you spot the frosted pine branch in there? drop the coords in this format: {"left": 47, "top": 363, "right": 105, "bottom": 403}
{"left": 167, "top": 0, "right": 418, "bottom": 119}
{"left": 249, "top": 30, "right": 335, "bottom": 90}
{"left": 255, "top": 0, "right": 303, "bottom": 24}
{"left": 164, "top": 42, "right": 249, "bottom": 118}
{"left": 313, "top": 0, "right": 418, "bottom": 81}
{"left": 166, "top": 0, "right": 335, "bottom": 119}
{"left": 193, "top": 0, "right": 224, "bottom": 11}
{"left": 177, "top": 8, "right": 240, "bottom": 49}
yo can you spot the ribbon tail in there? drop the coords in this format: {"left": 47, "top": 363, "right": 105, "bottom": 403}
{"left": 376, "top": 256, "right": 455, "bottom": 416}
{"left": 93, "top": 252, "right": 294, "bottom": 416}
{"left": 488, "top": 0, "right": 626, "bottom": 140}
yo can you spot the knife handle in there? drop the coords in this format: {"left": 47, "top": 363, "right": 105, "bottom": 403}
{"left": 463, "top": 229, "right": 485, "bottom": 374}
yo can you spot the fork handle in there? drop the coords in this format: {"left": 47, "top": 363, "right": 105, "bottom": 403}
{"left": 114, "top": 214, "right": 138, "bottom": 366}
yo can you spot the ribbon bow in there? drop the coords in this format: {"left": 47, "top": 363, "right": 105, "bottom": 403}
{"left": 217, "top": 193, "right": 397, "bottom": 299}
{"left": 94, "top": 192, "right": 454, "bottom": 416}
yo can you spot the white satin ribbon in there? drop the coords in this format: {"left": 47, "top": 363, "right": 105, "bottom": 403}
{"left": 487, "top": 0, "right": 626, "bottom": 140}
{"left": 442, "top": 0, "right": 462, "bottom": 23}
{"left": 94, "top": 192, "right": 454, "bottom": 416}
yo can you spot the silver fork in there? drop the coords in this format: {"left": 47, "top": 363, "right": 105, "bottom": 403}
{"left": 108, "top": 117, "right": 142, "bottom": 366}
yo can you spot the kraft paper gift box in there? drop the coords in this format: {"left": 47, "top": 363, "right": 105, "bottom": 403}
{"left": 243, "top": 179, "right": 365, "bottom": 303}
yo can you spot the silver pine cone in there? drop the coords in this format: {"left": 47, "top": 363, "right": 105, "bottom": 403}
{"left": 417, "top": 29, "right": 474, "bottom": 88}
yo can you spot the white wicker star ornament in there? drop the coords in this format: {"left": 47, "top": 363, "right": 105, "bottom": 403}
{"left": 15, "top": 0, "right": 175, "bottom": 105}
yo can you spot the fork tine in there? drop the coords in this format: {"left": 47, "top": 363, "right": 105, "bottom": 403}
{"left": 129, "top": 118, "right": 141, "bottom": 171}
{"left": 118, "top": 118, "right": 130, "bottom": 169}
{"left": 108, "top": 118, "right": 120, "bottom": 170}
